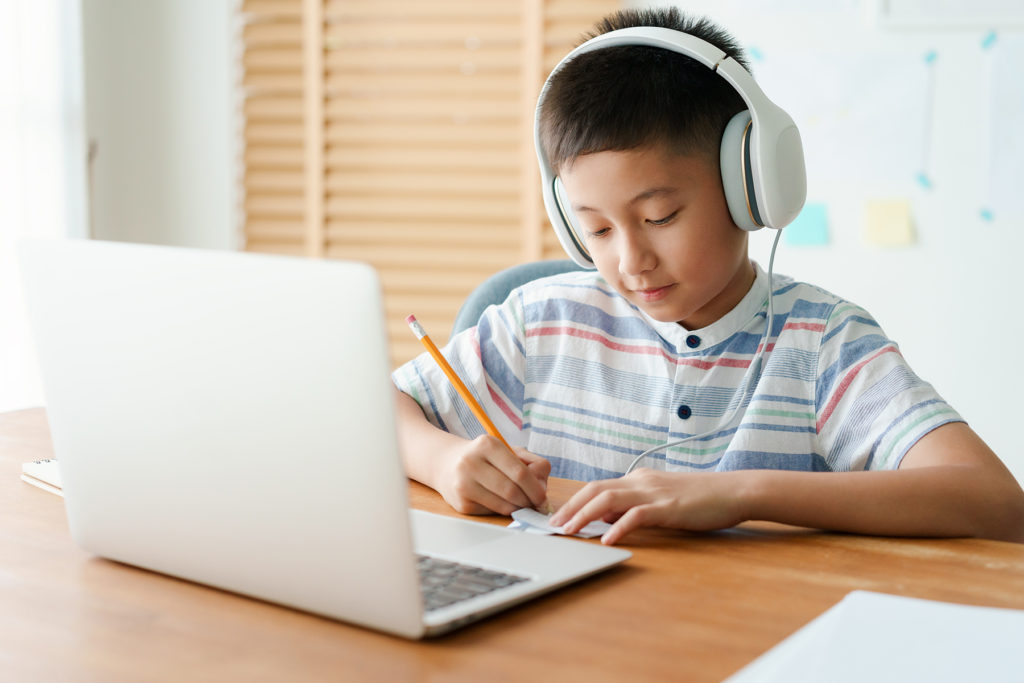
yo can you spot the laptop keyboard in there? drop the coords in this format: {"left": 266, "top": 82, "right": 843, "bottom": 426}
{"left": 416, "top": 554, "right": 529, "bottom": 612}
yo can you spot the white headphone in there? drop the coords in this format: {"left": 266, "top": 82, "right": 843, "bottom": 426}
{"left": 534, "top": 26, "right": 807, "bottom": 268}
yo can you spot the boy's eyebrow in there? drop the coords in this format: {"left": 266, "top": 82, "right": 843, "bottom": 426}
{"left": 572, "top": 186, "right": 678, "bottom": 213}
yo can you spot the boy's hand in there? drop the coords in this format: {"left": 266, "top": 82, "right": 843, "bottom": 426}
{"left": 549, "top": 468, "right": 748, "bottom": 545}
{"left": 436, "top": 434, "right": 551, "bottom": 516}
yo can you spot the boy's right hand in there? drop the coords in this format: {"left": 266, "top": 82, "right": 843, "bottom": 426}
{"left": 436, "top": 434, "right": 550, "bottom": 516}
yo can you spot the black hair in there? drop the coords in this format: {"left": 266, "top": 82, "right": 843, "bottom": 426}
{"left": 539, "top": 7, "right": 750, "bottom": 171}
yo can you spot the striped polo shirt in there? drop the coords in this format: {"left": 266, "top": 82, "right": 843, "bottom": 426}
{"left": 392, "top": 263, "right": 962, "bottom": 481}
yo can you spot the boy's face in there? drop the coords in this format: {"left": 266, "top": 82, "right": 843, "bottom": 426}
{"left": 558, "top": 146, "right": 754, "bottom": 330}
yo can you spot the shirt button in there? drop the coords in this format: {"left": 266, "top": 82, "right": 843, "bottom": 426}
{"left": 685, "top": 334, "right": 701, "bottom": 348}
{"left": 677, "top": 404, "right": 692, "bottom": 420}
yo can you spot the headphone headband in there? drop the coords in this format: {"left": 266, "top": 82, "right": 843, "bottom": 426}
{"left": 535, "top": 26, "right": 806, "bottom": 268}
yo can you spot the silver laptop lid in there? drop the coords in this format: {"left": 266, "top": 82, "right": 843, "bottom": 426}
{"left": 19, "top": 239, "right": 426, "bottom": 637}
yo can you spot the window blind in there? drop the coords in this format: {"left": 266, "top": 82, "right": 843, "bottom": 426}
{"left": 241, "top": 0, "right": 618, "bottom": 365}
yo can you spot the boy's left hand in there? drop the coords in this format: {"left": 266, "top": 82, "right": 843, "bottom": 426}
{"left": 549, "top": 468, "right": 748, "bottom": 545}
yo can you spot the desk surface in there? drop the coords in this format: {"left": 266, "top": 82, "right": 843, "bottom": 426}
{"left": 3, "top": 407, "right": 1024, "bottom": 682}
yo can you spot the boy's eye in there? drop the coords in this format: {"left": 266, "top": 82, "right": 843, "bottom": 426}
{"left": 588, "top": 227, "right": 610, "bottom": 238}
{"left": 647, "top": 211, "right": 678, "bottom": 226}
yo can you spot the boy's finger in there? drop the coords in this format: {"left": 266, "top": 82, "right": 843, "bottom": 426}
{"left": 476, "top": 459, "right": 537, "bottom": 510}
{"left": 462, "top": 475, "right": 521, "bottom": 516}
{"left": 562, "top": 486, "right": 642, "bottom": 535}
{"left": 524, "top": 456, "right": 552, "bottom": 483}
{"left": 550, "top": 480, "right": 608, "bottom": 526}
{"left": 489, "top": 448, "right": 548, "bottom": 508}
{"left": 515, "top": 449, "right": 553, "bottom": 486}
{"left": 601, "top": 505, "right": 650, "bottom": 545}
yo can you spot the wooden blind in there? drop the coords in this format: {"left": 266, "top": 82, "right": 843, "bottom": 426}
{"left": 241, "top": 0, "right": 619, "bottom": 366}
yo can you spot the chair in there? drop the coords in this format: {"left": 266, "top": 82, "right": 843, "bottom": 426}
{"left": 449, "top": 259, "right": 584, "bottom": 339}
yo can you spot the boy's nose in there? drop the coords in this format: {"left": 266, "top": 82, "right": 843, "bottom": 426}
{"left": 618, "top": 231, "right": 657, "bottom": 276}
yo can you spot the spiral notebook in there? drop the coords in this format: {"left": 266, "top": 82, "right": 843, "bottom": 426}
{"left": 21, "top": 458, "right": 63, "bottom": 497}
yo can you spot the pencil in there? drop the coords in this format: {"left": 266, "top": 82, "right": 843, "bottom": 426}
{"left": 405, "top": 314, "right": 514, "bottom": 453}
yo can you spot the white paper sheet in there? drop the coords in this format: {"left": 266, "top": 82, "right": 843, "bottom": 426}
{"left": 508, "top": 508, "right": 612, "bottom": 539}
{"left": 726, "top": 590, "right": 1024, "bottom": 682}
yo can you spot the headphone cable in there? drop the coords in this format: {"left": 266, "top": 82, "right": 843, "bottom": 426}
{"left": 623, "top": 227, "right": 782, "bottom": 475}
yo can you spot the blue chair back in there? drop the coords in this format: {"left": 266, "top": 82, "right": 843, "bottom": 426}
{"left": 450, "top": 260, "right": 583, "bottom": 339}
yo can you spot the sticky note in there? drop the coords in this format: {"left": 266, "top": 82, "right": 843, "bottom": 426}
{"left": 783, "top": 202, "right": 829, "bottom": 246}
{"left": 863, "top": 199, "right": 915, "bottom": 247}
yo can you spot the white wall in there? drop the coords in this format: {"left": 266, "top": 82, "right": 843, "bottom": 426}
{"left": 638, "top": 0, "right": 1024, "bottom": 480}
{"left": 82, "top": 0, "right": 238, "bottom": 249}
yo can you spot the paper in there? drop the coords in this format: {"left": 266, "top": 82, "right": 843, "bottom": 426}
{"left": 783, "top": 202, "right": 829, "bottom": 246}
{"left": 726, "top": 590, "right": 1024, "bottom": 682}
{"left": 916, "top": 50, "right": 937, "bottom": 190}
{"left": 980, "top": 33, "right": 1024, "bottom": 223}
{"left": 508, "top": 508, "right": 611, "bottom": 539}
{"left": 20, "top": 458, "right": 63, "bottom": 497}
{"left": 863, "top": 199, "right": 915, "bottom": 246}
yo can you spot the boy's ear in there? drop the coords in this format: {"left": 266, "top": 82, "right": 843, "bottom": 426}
{"left": 720, "top": 111, "right": 762, "bottom": 231}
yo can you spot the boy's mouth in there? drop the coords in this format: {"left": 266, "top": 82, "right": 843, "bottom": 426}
{"left": 633, "top": 284, "right": 675, "bottom": 302}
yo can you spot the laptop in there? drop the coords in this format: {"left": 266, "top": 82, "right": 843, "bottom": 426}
{"left": 17, "top": 239, "right": 630, "bottom": 639}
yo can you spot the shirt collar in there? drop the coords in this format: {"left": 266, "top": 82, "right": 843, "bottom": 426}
{"left": 637, "top": 261, "right": 769, "bottom": 348}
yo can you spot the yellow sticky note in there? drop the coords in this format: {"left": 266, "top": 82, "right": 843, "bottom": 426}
{"left": 863, "top": 199, "right": 915, "bottom": 247}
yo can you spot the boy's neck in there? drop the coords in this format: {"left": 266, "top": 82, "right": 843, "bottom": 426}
{"left": 677, "top": 258, "right": 757, "bottom": 330}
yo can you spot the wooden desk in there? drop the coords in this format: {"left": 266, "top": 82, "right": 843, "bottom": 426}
{"left": 3, "top": 407, "right": 1024, "bottom": 682}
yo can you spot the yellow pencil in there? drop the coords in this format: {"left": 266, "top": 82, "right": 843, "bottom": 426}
{"left": 405, "top": 314, "right": 514, "bottom": 453}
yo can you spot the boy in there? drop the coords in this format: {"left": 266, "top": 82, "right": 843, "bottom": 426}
{"left": 392, "top": 8, "right": 1024, "bottom": 544}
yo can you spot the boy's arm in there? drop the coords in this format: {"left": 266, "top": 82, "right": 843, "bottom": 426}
{"left": 552, "top": 421, "right": 1024, "bottom": 545}
{"left": 394, "top": 387, "right": 550, "bottom": 516}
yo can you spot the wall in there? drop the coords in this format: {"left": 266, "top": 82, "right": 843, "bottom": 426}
{"left": 639, "top": 0, "right": 1024, "bottom": 480}
{"left": 82, "top": 0, "right": 238, "bottom": 249}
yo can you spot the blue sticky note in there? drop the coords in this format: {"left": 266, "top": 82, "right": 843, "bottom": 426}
{"left": 784, "top": 202, "right": 829, "bottom": 246}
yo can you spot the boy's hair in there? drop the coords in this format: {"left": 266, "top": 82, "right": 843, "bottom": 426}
{"left": 539, "top": 7, "right": 750, "bottom": 171}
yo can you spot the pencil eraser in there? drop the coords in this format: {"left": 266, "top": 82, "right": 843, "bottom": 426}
{"left": 405, "top": 314, "right": 417, "bottom": 325}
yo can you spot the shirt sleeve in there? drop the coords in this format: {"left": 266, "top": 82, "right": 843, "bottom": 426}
{"left": 390, "top": 291, "right": 529, "bottom": 446}
{"left": 814, "top": 301, "right": 963, "bottom": 470}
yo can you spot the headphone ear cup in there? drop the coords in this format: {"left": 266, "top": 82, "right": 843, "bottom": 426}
{"left": 550, "top": 177, "right": 594, "bottom": 268}
{"left": 720, "top": 111, "right": 761, "bottom": 231}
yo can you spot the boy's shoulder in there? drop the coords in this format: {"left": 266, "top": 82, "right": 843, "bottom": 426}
{"left": 507, "top": 269, "right": 640, "bottom": 324}
{"left": 769, "top": 273, "right": 888, "bottom": 355}
{"left": 772, "top": 272, "right": 873, "bottom": 323}
{"left": 514, "top": 269, "right": 616, "bottom": 301}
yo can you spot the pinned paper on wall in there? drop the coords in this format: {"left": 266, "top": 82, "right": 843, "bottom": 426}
{"left": 916, "top": 50, "right": 938, "bottom": 190}
{"left": 863, "top": 199, "right": 915, "bottom": 247}
{"left": 783, "top": 202, "right": 830, "bottom": 246}
{"left": 979, "top": 32, "right": 1024, "bottom": 223}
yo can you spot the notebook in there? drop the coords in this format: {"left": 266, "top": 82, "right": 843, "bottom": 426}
{"left": 18, "top": 239, "right": 630, "bottom": 639}
{"left": 21, "top": 458, "right": 63, "bottom": 496}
